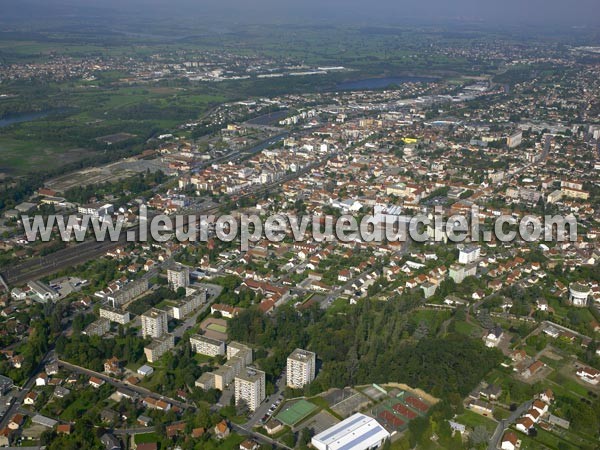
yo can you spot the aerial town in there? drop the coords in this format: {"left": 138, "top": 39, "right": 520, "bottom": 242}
{"left": 0, "top": 3, "right": 599, "bottom": 450}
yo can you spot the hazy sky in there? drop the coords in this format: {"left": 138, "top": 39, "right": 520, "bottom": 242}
{"left": 4, "top": 0, "right": 600, "bottom": 26}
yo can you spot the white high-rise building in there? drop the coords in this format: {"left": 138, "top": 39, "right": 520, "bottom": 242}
{"left": 141, "top": 308, "right": 168, "bottom": 339}
{"left": 167, "top": 265, "right": 190, "bottom": 291}
{"left": 458, "top": 246, "right": 480, "bottom": 265}
{"left": 234, "top": 368, "right": 265, "bottom": 412}
{"left": 287, "top": 349, "right": 316, "bottom": 389}
{"left": 507, "top": 131, "right": 523, "bottom": 148}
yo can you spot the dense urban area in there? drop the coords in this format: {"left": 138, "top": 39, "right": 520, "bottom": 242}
{"left": 0, "top": 12, "right": 599, "bottom": 450}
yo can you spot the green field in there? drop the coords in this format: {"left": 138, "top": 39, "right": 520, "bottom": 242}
{"left": 134, "top": 432, "right": 158, "bottom": 444}
{"left": 276, "top": 399, "right": 318, "bottom": 426}
{"left": 207, "top": 323, "right": 227, "bottom": 333}
{"left": 0, "top": 83, "right": 226, "bottom": 175}
{"left": 454, "top": 410, "right": 497, "bottom": 433}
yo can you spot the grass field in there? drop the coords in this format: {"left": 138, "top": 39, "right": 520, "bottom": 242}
{"left": 454, "top": 410, "right": 497, "bottom": 433}
{"left": 0, "top": 82, "right": 226, "bottom": 175}
{"left": 454, "top": 319, "right": 482, "bottom": 337}
{"left": 0, "top": 137, "right": 89, "bottom": 174}
{"left": 134, "top": 432, "right": 158, "bottom": 444}
{"left": 276, "top": 399, "right": 318, "bottom": 426}
{"left": 207, "top": 323, "right": 227, "bottom": 333}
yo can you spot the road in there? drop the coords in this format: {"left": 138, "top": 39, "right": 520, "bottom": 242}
{"left": 0, "top": 350, "right": 55, "bottom": 429}
{"left": 56, "top": 359, "right": 194, "bottom": 411}
{"left": 231, "top": 422, "right": 292, "bottom": 450}
{"left": 112, "top": 427, "right": 156, "bottom": 436}
{"left": 487, "top": 400, "right": 532, "bottom": 450}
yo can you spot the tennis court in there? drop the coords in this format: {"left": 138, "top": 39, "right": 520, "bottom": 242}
{"left": 371, "top": 396, "right": 427, "bottom": 433}
{"left": 276, "top": 399, "right": 318, "bottom": 426}
{"left": 392, "top": 403, "right": 417, "bottom": 419}
{"left": 406, "top": 396, "right": 429, "bottom": 412}
{"left": 207, "top": 323, "right": 227, "bottom": 333}
{"left": 379, "top": 410, "right": 404, "bottom": 429}
{"left": 331, "top": 391, "right": 370, "bottom": 418}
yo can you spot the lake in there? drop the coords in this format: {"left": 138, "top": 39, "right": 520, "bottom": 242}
{"left": 0, "top": 110, "right": 57, "bottom": 128}
{"left": 334, "top": 76, "right": 437, "bottom": 90}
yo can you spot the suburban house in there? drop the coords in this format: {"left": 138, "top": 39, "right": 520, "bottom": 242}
{"left": 576, "top": 366, "right": 600, "bottom": 385}
{"left": 214, "top": 420, "right": 230, "bottom": 439}
{"left": 516, "top": 417, "right": 535, "bottom": 433}
{"left": 89, "top": 376, "right": 105, "bottom": 388}
{"left": 501, "top": 431, "right": 519, "bottom": 450}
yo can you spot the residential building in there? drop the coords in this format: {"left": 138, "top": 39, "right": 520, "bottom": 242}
{"left": 501, "top": 431, "right": 519, "bottom": 450}
{"left": 83, "top": 318, "right": 110, "bottom": 337}
{"left": 90, "top": 377, "right": 105, "bottom": 388}
{"left": 227, "top": 342, "right": 253, "bottom": 366}
{"left": 108, "top": 279, "right": 149, "bottom": 308}
{"left": 485, "top": 327, "right": 503, "bottom": 348}
{"left": 141, "top": 308, "right": 168, "bottom": 339}
{"left": 576, "top": 366, "right": 600, "bottom": 385}
{"left": 190, "top": 335, "right": 225, "bottom": 357}
{"left": 168, "top": 290, "right": 206, "bottom": 319}
{"left": 449, "top": 263, "right": 477, "bottom": 284}
{"left": 104, "top": 357, "right": 121, "bottom": 375}
{"left": 144, "top": 334, "right": 175, "bottom": 363}
{"left": 100, "top": 306, "right": 131, "bottom": 325}
{"left": 459, "top": 246, "right": 480, "bottom": 265}
{"left": 286, "top": 348, "right": 316, "bottom": 389}
{"left": 234, "top": 368, "right": 265, "bottom": 412}
{"left": 167, "top": 265, "right": 190, "bottom": 291}
{"left": 507, "top": 131, "right": 523, "bottom": 148}
{"left": 516, "top": 417, "right": 534, "bottom": 434}
{"left": 101, "top": 433, "right": 122, "bottom": 450}
{"left": 469, "top": 399, "right": 493, "bottom": 416}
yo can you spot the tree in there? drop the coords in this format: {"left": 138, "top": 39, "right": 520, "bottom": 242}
{"left": 470, "top": 425, "right": 490, "bottom": 446}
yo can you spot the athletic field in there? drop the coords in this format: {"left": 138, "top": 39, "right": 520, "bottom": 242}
{"left": 276, "top": 400, "right": 318, "bottom": 426}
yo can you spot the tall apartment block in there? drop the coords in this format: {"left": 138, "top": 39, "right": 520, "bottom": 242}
{"left": 287, "top": 348, "right": 316, "bottom": 389}
{"left": 167, "top": 265, "right": 190, "bottom": 291}
{"left": 141, "top": 308, "right": 168, "bottom": 339}
{"left": 234, "top": 368, "right": 266, "bottom": 412}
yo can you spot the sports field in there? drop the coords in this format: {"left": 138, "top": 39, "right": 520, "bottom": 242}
{"left": 207, "top": 323, "right": 227, "bottom": 333}
{"left": 276, "top": 400, "right": 318, "bottom": 426}
{"left": 371, "top": 395, "right": 429, "bottom": 432}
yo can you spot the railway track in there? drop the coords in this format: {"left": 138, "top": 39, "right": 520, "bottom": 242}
{"left": 1, "top": 149, "right": 334, "bottom": 287}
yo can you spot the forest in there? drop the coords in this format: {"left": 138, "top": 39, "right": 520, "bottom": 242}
{"left": 229, "top": 297, "right": 503, "bottom": 400}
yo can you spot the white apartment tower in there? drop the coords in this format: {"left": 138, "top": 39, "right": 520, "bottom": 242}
{"left": 167, "top": 265, "right": 190, "bottom": 291}
{"left": 287, "top": 348, "right": 316, "bottom": 389}
{"left": 234, "top": 368, "right": 265, "bottom": 412}
{"left": 141, "top": 308, "right": 168, "bottom": 339}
